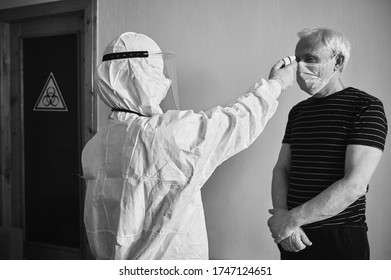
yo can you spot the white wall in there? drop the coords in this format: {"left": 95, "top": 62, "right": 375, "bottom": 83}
{"left": 2, "top": 0, "right": 390, "bottom": 259}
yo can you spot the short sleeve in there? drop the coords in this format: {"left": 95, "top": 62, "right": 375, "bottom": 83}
{"left": 348, "top": 99, "right": 388, "bottom": 151}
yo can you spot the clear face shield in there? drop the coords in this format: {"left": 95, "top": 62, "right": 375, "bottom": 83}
{"left": 102, "top": 51, "right": 180, "bottom": 111}
{"left": 160, "top": 52, "right": 179, "bottom": 111}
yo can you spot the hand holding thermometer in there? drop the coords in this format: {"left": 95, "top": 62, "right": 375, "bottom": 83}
{"left": 269, "top": 55, "right": 297, "bottom": 90}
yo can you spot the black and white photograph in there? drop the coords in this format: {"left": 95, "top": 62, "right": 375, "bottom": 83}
{"left": 0, "top": 0, "right": 390, "bottom": 278}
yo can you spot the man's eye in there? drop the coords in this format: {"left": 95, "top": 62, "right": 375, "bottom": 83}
{"left": 305, "top": 57, "right": 317, "bottom": 63}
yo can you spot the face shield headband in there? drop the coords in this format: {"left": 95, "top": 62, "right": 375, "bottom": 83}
{"left": 102, "top": 51, "right": 170, "bottom": 61}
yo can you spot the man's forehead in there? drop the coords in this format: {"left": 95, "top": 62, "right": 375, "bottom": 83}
{"left": 295, "top": 38, "right": 328, "bottom": 56}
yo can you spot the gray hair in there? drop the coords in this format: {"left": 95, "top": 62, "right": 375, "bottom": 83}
{"left": 297, "top": 27, "right": 351, "bottom": 71}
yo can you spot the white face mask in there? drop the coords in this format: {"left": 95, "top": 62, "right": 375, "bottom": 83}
{"left": 297, "top": 53, "right": 340, "bottom": 95}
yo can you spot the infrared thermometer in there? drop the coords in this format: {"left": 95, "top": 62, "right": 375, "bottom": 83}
{"left": 281, "top": 56, "right": 296, "bottom": 67}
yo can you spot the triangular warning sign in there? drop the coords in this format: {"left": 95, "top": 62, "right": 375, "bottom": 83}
{"left": 33, "top": 72, "right": 68, "bottom": 112}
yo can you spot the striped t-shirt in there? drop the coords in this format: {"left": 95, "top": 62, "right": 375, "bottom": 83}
{"left": 282, "top": 87, "right": 388, "bottom": 229}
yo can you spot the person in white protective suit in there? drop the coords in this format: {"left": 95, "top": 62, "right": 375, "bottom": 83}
{"left": 82, "top": 32, "right": 297, "bottom": 260}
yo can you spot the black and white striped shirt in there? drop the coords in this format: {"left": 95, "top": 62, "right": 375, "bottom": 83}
{"left": 282, "top": 87, "right": 388, "bottom": 229}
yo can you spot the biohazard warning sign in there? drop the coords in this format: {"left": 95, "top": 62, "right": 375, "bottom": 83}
{"left": 34, "top": 72, "right": 68, "bottom": 112}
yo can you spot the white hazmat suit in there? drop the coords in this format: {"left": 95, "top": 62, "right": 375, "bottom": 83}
{"left": 82, "top": 32, "right": 290, "bottom": 259}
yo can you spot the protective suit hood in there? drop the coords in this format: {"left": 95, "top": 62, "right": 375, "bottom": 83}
{"left": 94, "top": 32, "right": 172, "bottom": 116}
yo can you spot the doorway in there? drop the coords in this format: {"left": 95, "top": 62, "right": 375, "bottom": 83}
{"left": 0, "top": 1, "right": 96, "bottom": 259}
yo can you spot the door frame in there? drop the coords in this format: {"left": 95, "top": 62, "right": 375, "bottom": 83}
{"left": 0, "top": 0, "right": 97, "bottom": 259}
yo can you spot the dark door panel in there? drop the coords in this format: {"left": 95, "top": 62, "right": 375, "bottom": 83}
{"left": 23, "top": 34, "right": 82, "bottom": 253}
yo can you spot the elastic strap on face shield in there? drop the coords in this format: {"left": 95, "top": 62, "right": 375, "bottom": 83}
{"left": 102, "top": 51, "right": 149, "bottom": 61}
{"left": 111, "top": 108, "right": 145, "bottom": 117}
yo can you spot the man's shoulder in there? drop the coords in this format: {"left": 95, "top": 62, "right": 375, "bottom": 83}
{"left": 289, "top": 87, "right": 384, "bottom": 113}
{"left": 342, "top": 87, "right": 384, "bottom": 105}
{"left": 290, "top": 97, "right": 310, "bottom": 110}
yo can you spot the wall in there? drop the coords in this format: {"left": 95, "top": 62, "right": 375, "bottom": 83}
{"left": 2, "top": 0, "right": 390, "bottom": 260}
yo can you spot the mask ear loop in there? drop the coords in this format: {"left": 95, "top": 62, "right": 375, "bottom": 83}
{"left": 319, "top": 53, "right": 343, "bottom": 91}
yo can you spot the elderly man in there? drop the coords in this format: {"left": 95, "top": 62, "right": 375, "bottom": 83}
{"left": 268, "top": 27, "right": 388, "bottom": 259}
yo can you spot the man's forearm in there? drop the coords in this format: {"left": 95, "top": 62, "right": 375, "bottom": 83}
{"left": 271, "top": 168, "right": 289, "bottom": 209}
{"left": 289, "top": 177, "right": 367, "bottom": 228}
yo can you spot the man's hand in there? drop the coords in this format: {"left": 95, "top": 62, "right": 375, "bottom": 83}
{"left": 268, "top": 56, "right": 297, "bottom": 91}
{"left": 279, "top": 227, "right": 312, "bottom": 252}
{"left": 267, "top": 208, "right": 297, "bottom": 243}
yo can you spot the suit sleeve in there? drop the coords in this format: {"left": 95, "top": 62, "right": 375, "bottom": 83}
{"left": 146, "top": 79, "right": 282, "bottom": 185}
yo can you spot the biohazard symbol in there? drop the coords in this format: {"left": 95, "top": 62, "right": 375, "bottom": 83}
{"left": 34, "top": 72, "right": 68, "bottom": 112}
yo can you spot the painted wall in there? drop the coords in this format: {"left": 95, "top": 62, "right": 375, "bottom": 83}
{"left": 2, "top": 0, "right": 391, "bottom": 260}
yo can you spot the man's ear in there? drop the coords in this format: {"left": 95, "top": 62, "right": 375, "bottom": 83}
{"left": 335, "top": 54, "right": 345, "bottom": 72}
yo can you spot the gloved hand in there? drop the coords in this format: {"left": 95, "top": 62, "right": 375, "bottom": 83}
{"left": 268, "top": 56, "right": 297, "bottom": 91}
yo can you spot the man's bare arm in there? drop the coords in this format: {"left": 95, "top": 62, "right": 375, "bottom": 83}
{"left": 269, "top": 144, "right": 383, "bottom": 243}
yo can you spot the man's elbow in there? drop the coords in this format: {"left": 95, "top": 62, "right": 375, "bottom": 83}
{"left": 354, "top": 183, "right": 368, "bottom": 198}
{"left": 345, "top": 178, "right": 369, "bottom": 200}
